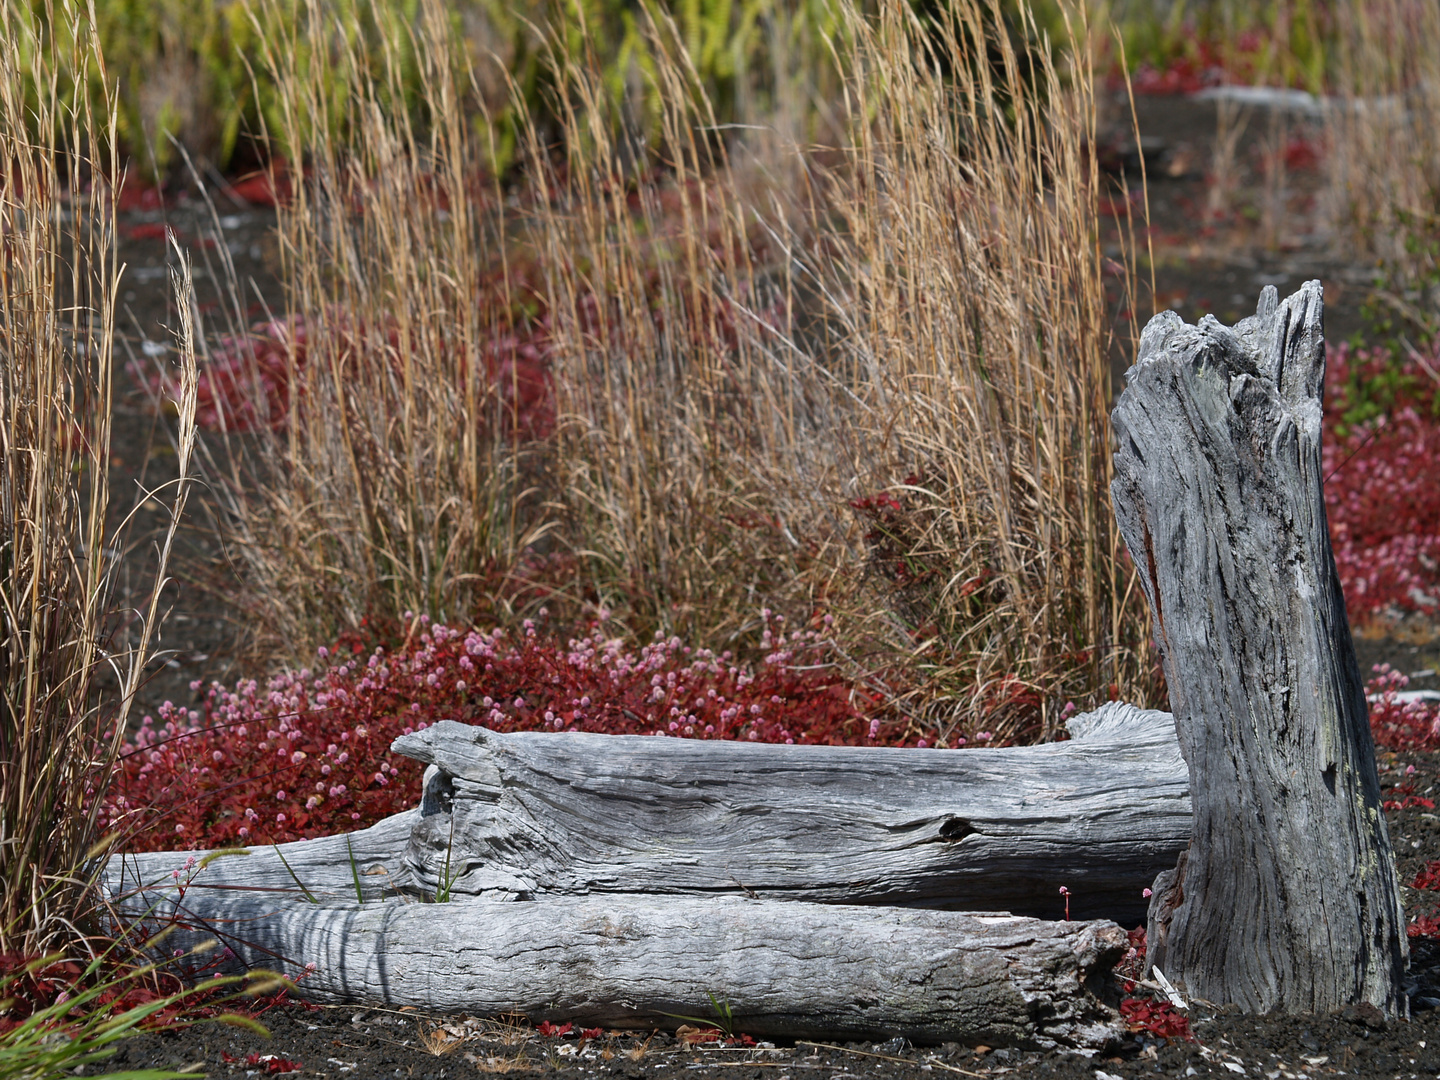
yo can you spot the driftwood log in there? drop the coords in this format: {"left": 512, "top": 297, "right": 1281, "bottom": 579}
{"left": 101, "top": 702, "right": 1187, "bottom": 1045}
{"left": 116, "top": 892, "right": 1129, "bottom": 1049}
{"left": 1111, "top": 281, "right": 1407, "bottom": 1015}
{"left": 396, "top": 702, "right": 1188, "bottom": 923}
{"left": 108, "top": 701, "right": 1188, "bottom": 924}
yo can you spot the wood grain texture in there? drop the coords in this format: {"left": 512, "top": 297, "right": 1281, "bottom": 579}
{"left": 1111, "top": 282, "right": 1407, "bottom": 1014}
{"left": 105, "top": 702, "right": 1190, "bottom": 925}
{"left": 113, "top": 891, "right": 1128, "bottom": 1048}
{"left": 103, "top": 811, "right": 419, "bottom": 906}
{"left": 394, "top": 702, "right": 1187, "bottom": 924}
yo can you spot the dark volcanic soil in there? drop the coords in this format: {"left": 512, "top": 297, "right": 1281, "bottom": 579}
{"left": 92, "top": 90, "right": 1440, "bottom": 1079}
{"left": 92, "top": 1005, "right": 1440, "bottom": 1080}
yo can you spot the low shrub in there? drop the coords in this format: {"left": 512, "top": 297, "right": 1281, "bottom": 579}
{"left": 99, "top": 642, "right": 1428, "bottom": 866}
{"left": 1367, "top": 664, "right": 1440, "bottom": 752}
{"left": 1119, "top": 996, "right": 1193, "bottom": 1042}
{"left": 103, "top": 645, "right": 1440, "bottom": 856}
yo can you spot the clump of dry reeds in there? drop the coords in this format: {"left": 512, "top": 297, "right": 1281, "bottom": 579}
{"left": 1324, "top": 0, "right": 1440, "bottom": 326}
{"left": 209, "top": 0, "right": 551, "bottom": 657}
{"left": 522, "top": 10, "right": 833, "bottom": 649}
{"left": 528, "top": 0, "right": 1154, "bottom": 739}
{"left": 218, "top": 0, "right": 1150, "bottom": 740}
{"left": 0, "top": 2, "right": 197, "bottom": 957}
{"left": 778, "top": 0, "right": 1153, "bottom": 738}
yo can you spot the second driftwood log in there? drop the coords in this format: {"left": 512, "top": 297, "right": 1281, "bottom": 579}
{"left": 116, "top": 892, "right": 1129, "bottom": 1049}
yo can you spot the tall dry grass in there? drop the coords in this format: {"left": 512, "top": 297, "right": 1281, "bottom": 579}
{"left": 208, "top": 0, "right": 550, "bottom": 658}
{"left": 796, "top": 0, "right": 1153, "bottom": 736}
{"left": 0, "top": 1, "right": 197, "bottom": 957}
{"left": 1323, "top": 0, "right": 1440, "bottom": 331}
{"left": 217, "top": 0, "right": 1151, "bottom": 740}
{"left": 528, "top": 0, "right": 1154, "bottom": 739}
{"left": 523, "top": 10, "right": 834, "bottom": 649}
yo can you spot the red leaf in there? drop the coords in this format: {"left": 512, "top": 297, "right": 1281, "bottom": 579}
{"left": 1119, "top": 998, "right": 1192, "bottom": 1041}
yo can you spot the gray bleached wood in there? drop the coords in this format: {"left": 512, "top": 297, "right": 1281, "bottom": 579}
{"left": 101, "top": 704, "right": 1177, "bottom": 1044}
{"left": 112, "top": 891, "right": 1129, "bottom": 1049}
{"left": 103, "top": 810, "right": 419, "bottom": 906}
{"left": 1111, "top": 281, "right": 1407, "bottom": 1015}
{"left": 396, "top": 701, "right": 1188, "bottom": 924}
{"left": 104, "top": 702, "right": 1189, "bottom": 925}
{"left": 396, "top": 705, "right": 1187, "bottom": 924}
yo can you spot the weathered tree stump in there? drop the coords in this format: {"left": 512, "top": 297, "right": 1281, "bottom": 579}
{"left": 1110, "top": 281, "right": 1407, "bottom": 1015}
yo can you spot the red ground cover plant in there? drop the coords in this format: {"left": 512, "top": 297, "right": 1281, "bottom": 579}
{"left": 0, "top": 955, "right": 89, "bottom": 1032}
{"left": 1108, "top": 27, "right": 1296, "bottom": 96}
{"left": 1119, "top": 997, "right": 1193, "bottom": 1041}
{"left": 1383, "top": 784, "right": 1436, "bottom": 811}
{"left": 1323, "top": 341, "right": 1440, "bottom": 628}
{"left": 1367, "top": 664, "right": 1440, "bottom": 752}
{"left": 1112, "top": 926, "right": 1193, "bottom": 1042}
{"left": 101, "top": 612, "right": 914, "bottom": 851}
{"left": 1410, "top": 915, "right": 1440, "bottom": 939}
{"left": 102, "top": 649, "right": 1440, "bottom": 854}
{"left": 0, "top": 946, "right": 298, "bottom": 1038}
{"left": 1412, "top": 861, "right": 1440, "bottom": 891}
{"left": 1409, "top": 862, "right": 1440, "bottom": 940}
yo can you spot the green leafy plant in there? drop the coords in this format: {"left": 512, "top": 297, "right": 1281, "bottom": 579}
{"left": 0, "top": 947, "right": 275, "bottom": 1080}
{"left": 346, "top": 836, "right": 365, "bottom": 906}
{"left": 271, "top": 846, "right": 318, "bottom": 904}
{"left": 661, "top": 991, "right": 736, "bottom": 1039}
{"left": 10, "top": 0, "right": 843, "bottom": 182}
{"left": 433, "top": 817, "right": 460, "bottom": 904}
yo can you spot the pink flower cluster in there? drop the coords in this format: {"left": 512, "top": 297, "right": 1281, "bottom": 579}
{"left": 101, "top": 612, "right": 895, "bottom": 851}
{"left": 1366, "top": 663, "right": 1440, "bottom": 752}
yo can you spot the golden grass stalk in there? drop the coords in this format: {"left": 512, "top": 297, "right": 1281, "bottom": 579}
{"left": 212, "top": 0, "right": 549, "bottom": 659}
{"left": 1323, "top": 0, "right": 1440, "bottom": 311}
{"left": 0, "top": 0, "right": 197, "bottom": 957}
{"left": 783, "top": 0, "right": 1154, "bottom": 739}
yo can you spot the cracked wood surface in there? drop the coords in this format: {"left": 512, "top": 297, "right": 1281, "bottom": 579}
{"left": 393, "top": 702, "right": 1186, "bottom": 924}
{"left": 110, "top": 891, "right": 1129, "bottom": 1049}
{"left": 1112, "top": 281, "right": 1407, "bottom": 1015}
